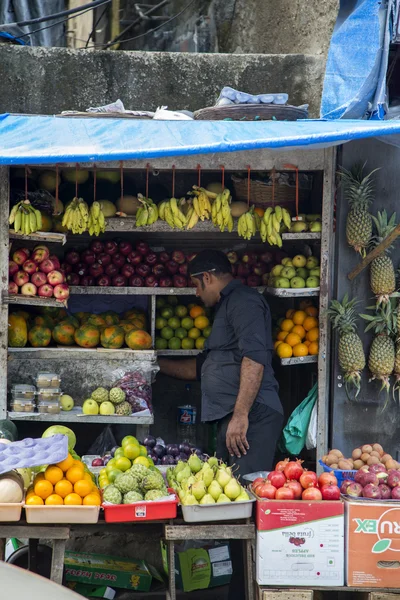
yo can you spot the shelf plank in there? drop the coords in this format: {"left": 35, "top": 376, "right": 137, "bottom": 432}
{"left": 157, "top": 349, "right": 202, "bottom": 356}
{"left": 7, "top": 295, "right": 68, "bottom": 308}
{"left": 9, "top": 231, "right": 67, "bottom": 244}
{"left": 280, "top": 355, "right": 318, "bottom": 366}
{"left": 8, "top": 410, "right": 153, "bottom": 425}
{"left": 70, "top": 286, "right": 266, "bottom": 296}
{"left": 281, "top": 232, "right": 321, "bottom": 240}
{"left": 266, "top": 287, "right": 320, "bottom": 297}
{"left": 8, "top": 348, "right": 156, "bottom": 360}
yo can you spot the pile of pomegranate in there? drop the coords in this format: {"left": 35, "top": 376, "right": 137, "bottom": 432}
{"left": 251, "top": 459, "right": 340, "bottom": 501}
{"left": 342, "top": 464, "right": 400, "bottom": 500}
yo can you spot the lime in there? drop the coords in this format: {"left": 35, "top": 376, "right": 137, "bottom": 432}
{"left": 122, "top": 435, "right": 139, "bottom": 447}
{"left": 107, "top": 468, "right": 123, "bottom": 483}
{"left": 161, "top": 326, "right": 174, "bottom": 340}
{"left": 168, "top": 317, "right": 181, "bottom": 330}
{"left": 175, "top": 305, "right": 188, "bottom": 318}
{"left": 155, "top": 317, "right": 167, "bottom": 330}
{"left": 161, "top": 307, "right": 174, "bottom": 319}
{"left": 168, "top": 337, "right": 181, "bottom": 350}
{"left": 175, "top": 327, "right": 187, "bottom": 340}
{"left": 167, "top": 296, "right": 178, "bottom": 306}
{"left": 98, "top": 477, "right": 109, "bottom": 487}
{"left": 139, "top": 444, "right": 148, "bottom": 457}
{"left": 105, "top": 459, "right": 117, "bottom": 472}
{"left": 188, "top": 327, "right": 201, "bottom": 340}
{"left": 156, "top": 298, "right": 166, "bottom": 308}
{"left": 115, "top": 457, "right": 132, "bottom": 472}
{"left": 114, "top": 448, "right": 125, "bottom": 459}
{"left": 196, "top": 337, "right": 206, "bottom": 350}
{"left": 182, "top": 337, "right": 195, "bottom": 350}
{"left": 181, "top": 317, "right": 194, "bottom": 331}
{"left": 155, "top": 337, "right": 168, "bottom": 350}
{"left": 133, "top": 456, "right": 150, "bottom": 468}
{"left": 147, "top": 457, "right": 154, "bottom": 466}
{"left": 123, "top": 443, "right": 140, "bottom": 460}
{"left": 187, "top": 303, "right": 196, "bottom": 311}
{"left": 99, "top": 468, "right": 108, "bottom": 477}
{"left": 203, "top": 325, "right": 212, "bottom": 338}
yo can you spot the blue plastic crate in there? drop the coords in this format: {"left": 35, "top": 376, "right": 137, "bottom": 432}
{"left": 319, "top": 460, "right": 356, "bottom": 487}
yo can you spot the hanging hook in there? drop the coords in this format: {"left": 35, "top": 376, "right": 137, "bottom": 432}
{"left": 146, "top": 163, "right": 150, "bottom": 199}
{"left": 220, "top": 165, "right": 225, "bottom": 190}
{"left": 75, "top": 163, "right": 79, "bottom": 198}
{"left": 197, "top": 164, "right": 201, "bottom": 188}
{"left": 284, "top": 163, "right": 299, "bottom": 219}
{"left": 93, "top": 164, "right": 97, "bottom": 202}
{"left": 172, "top": 165, "right": 176, "bottom": 198}
{"left": 247, "top": 165, "right": 251, "bottom": 207}
{"left": 55, "top": 164, "right": 59, "bottom": 215}
{"left": 120, "top": 161, "right": 124, "bottom": 200}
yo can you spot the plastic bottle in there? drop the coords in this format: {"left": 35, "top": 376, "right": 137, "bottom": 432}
{"left": 177, "top": 384, "right": 197, "bottom": 446}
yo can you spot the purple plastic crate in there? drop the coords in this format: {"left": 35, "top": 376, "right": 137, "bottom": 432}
{"left": 0, "top": 435, "right": 68, "bottom": 474}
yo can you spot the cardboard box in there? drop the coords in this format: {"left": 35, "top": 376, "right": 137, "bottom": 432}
{"left": 66, "top": 583, "right": 116, "bottom": 599}
{"left": 345, "top": 498, "right": 400, "bottom": 587}
{"left": 256, "top": 500, "right": 344, "bottom": 586}
{"left": 64, "top": 551, "right": 163, "bottom": 592}
{"left": 161, "top": 541, "right": 232, "bottom": 592}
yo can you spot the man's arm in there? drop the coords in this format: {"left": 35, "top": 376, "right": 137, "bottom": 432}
{"left": 158, "top": 358, "right": 197, "bottom": 380}
{"left": 226, "top": 357, "right": 264, "bottom": 458}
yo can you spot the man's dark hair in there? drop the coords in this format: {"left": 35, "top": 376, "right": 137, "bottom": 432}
{"left": 188, "top": 249, "right": 232, "bottom": 277}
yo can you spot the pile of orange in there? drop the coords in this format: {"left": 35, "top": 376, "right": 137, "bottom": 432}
{"left": 274, "top": 302, "right": 319, "bottom": 359}
{"left": 25, "top": 453, "right": 101, "bottom": 507}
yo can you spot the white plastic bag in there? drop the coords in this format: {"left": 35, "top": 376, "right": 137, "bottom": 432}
{"left": 306, "top": 403, "right": 317, "bottom": 450}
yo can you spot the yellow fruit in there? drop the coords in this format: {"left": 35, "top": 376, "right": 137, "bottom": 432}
{"left": 83, "top": 493, "right": 101, "bottom": 506}
{"left": 34, "top": 480, "right": 53, "bottom": 500}
{"left": 306, "top": 327, "right": 319, "bottom": 342}
{"left": 33, "top": 473, "right": 45, "bottom": 484}
{"left": 276, "top": 343, "right": 293, "bottom": 359}
{"left": 83, "top": 472, "right": 94, "bottom": 484}
{"left": 303, "top": 316, "right": 318, "bottom": 331}
{"left": 292, "top": 310, "right": 307, "bottom": 325}
{"left": 291, "top": 325, "right": 306, "bottom": 339}
{"left": 285, "top": 333, "right": 302, "bottom": 347}
{"left": 44, "top": 466, "right": 64, "bottom": 485}
{"left": 56, "top": 453, "right": 74, "bottom": 472}
{"left": 305, "top": 306, "right": 318, "bottom": 317}
{"left": 194, "top": 316, "right": 209, "bottom": 330}
{"left": 274, "top": 340, "right": 283, "bottom": 350}
{"left": 45, "top": 494, "right": 64, "bottom": 506}
{"left": 66, "top": 465, "right": 85, "bottom": 484}
{"left": 195, "top": 337, "right": 205, "bottom": 350}
{"left": 280, "top": 319, "right": 294, "bottom": 332}
{"left": 299, "top": 299, "right": 314, "bottom": 310}
{"left": 293, "top": 343, "right": 309, "bottom": 357}
{"left": 188, "top": 328, "right": 201, "bottom": 340}
{"left": 74, "top": 479, "right": 93, "bottom": 498}
{"left": 64, "top": 493, "right": 82, "bottom": 506}
{"left": 304, "top": 340, "right": 311, "bottom": 347}
{"left": 285, "top": 309, "right": 296, "bottom": 319}
{"left": 133, "top": 456, "right": 150, "bottom": 468}
{"left": 26, "top": 495, "right": 44, "bottom": 505}
{"left": 277, "top": 331, "right": 288, "bottom": 342}
{"left": 54, "top": 479, "right": 73, "bottom": 498}
{"left": 309, "top": 341, "right": 319, "bottom": 355}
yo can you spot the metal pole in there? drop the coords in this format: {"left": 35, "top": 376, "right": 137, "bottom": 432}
{"left": 0, "top": 167, "right": 9, "bottom": 419}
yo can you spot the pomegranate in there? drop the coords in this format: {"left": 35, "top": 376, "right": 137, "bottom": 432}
{"left": 379, "top": 483, "right": 392, "bottom": 499}
{"left": 286, "top": 480, "right": 303, "bottom": 499}
{"left": 283, "top": 460, "right": 304, "bottom": 481}
{"left": 363, "top": 484, "right": 382, "bottom": 499}
{"left": 256, "top": 482, "right": 277, "bottom": 499}
{"left": 275, "top": 459, "right": 289, "bottom": 473}
{"left": 275, "top": 486, "right": 295, "bottom": 500}
{"left": 302, "top": 487, "right": 322, "bottom": 501}
{"left": 268, "top": 471, "right": 286, "bottom": 489}
{"left": 318, "top": 472, "right": 338, "bottom": 487}
{"left": 300, "top": 470, "right": 318, "bottom": 490}
{"left": 320, "top": 484, "right": 340, "bottom": 501}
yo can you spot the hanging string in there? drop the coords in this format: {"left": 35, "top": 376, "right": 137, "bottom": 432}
{"left": 284, "top": 163, "right": 299, "bottom": 219}
{"left": 75, "top": 163, "right": 79, "bottom": 198}
{"left": 24, "top": 166, "right": 28, "bottom": 201}
{"left": 197, "top": 164, "right": 201, "bottom": 187}
{"left": 247, "top": 165, "right": 251, "bottom": 206}
{"left": 220, "top": 165, "right": 225, "bottom": 190}
{"left": 171, "top": 165, "right": 176, "bottom": 198}
{"left": 271, "top": 167, "right": 276, "bottom": 207}
{"left": 55, "top": 164, "right": 59, "bottom": 215}
{"left": 93, "top": 164, "right": 97, "bottom": 202}
{"left": 146, "top": 163, "right": 150, "bottom": 199}
{"left": 120, "top": 161, "right": 124, "bottom": 200}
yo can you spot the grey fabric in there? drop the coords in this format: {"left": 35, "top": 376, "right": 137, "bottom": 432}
{"left": 0, "top": 0, "right": 65, "bottom": 46}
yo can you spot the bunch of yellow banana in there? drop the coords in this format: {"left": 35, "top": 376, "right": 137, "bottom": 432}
{"left": 191, "top": 186, "right": 213, "bottom": 221}
{"left": 62, "top": 197, "right": 90, "bottom": 234}
{"left": 9, "top": 200, "right": 42, "bottom": 235}
{"left": 159, "top": 197, "right": 188, "bottom": 229}
{"left": 135, "top": 194, "right": 159, "bottom": 227}
{"left": 211, "top": 189, "right": 234, "bottom": 232}
{"left": 260, "top": 205, "right": 291, "bottom": 246}
{"left": 88, "top": 201, "right": 106, "bottom": 236}
{"left": 238, "top": 207, "right": 257, "bottom": 240}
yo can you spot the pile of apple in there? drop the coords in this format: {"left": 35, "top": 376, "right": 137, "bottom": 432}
{"left": 342, "top": 464, "right": 400, "bottom": 500}
{"left": 225, "top": 249, "right": 276, "bottom": 288}
{"left": 9, "top": 246, "right": 70, "bottom": 301}
{"left": 62, "top": 240, "right": 195, "bottom": 288}
{"left": 267, "top": 254, "right": 320, "bottom": 289}
{"left": 251, "top": 458, "right": 340, "bottom": 501}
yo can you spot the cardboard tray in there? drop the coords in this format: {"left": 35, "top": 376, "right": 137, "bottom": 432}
{"left": 24, "top": 505, "right": 100, "bottom": 524}
{"left": 181, "top": 493, "right": 255, "bottom": 523}
{"left": 0, "top": 502, "right": 23, "bottom": 522}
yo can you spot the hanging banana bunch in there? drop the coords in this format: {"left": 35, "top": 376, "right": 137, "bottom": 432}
{"left": 211, "top": 189, "right": 234, "bottom": 232}
{"left": 88, "top": 201, "right": 106, "bottom": 236}
{"left": 62, "top": 197, "right": 90, "bottom": 234}
{"left": 9, "top": 199, "right": 42, "bottom": 235}
{"left": 135, "top": 194, "right": 159, "bottom": 227}
{"left": 238, "top": 206, "right": 258, "bottom": 241}
{"left": 191, "top": 186, "right": 214, "bottom": 221}
{"left": 260, "top": 205, "right": 291, "bottom": 246}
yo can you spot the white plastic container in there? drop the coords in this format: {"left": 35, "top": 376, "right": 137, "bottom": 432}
{"left": 36, "top": 388, "right": 61, "bottom": 402}
{"left": 11, "top": 384, "right": 36, "bottom": 400}
{"left": 0, "top": 501, "right": 23, "bottom": 522}
{"left": 181, "top": 494, "right": 255, "bottom": 523}
{"left": 37, "top": 400, "right": 60, "bottom": 414}
{"left": 10, "top": 399, "right": 36, "bottom": 413}
{"left": 35, "top": 373, "right": 61, "bottom": 388}
{"left": 24, "top": 505, "right": 100, "bottom": 524}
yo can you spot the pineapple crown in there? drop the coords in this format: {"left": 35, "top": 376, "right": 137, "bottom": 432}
{"left": 328, "top": 294, "right": 360, "bottom": 335}
{"left": 370, "top": 210, "right": 397, "bottom": 252}
{"left": 338, "top": 163, "right": 378, "bottom": 211}
{"left": 360, "top": 300, "right": 396, "bottom": 336}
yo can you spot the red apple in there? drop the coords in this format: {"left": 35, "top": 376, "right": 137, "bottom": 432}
{"left": 47, "top": 270, "right": 65, "bottom": 286}
{"left": 129, "top": 275, "right": 144, "bottom": 287}
{"left": 237, "top": 264, "right": 251, "bottom": 278}
{"left": 31, "top": 272, "right": 47, "bottom": 287}
{"left": 242, "top": 252, "right": 257, "bottom": 265}
{"left": 60, "top": 262, "right": 72, "bottom": 274}
{"left": 112, "top": 275, "right": 127, "bottom": 287}
{"left": 247, "top": 275, "right": 261, "bottom": 287}
{"left": 38, "top": 283, "right": 53, "bottom": 297}
{"left": 121, "top": 264, "right": 135, "bottom": 279}
{"left": 159, "top": 252, "right": 170, "bottom": 264}
{"left": 90, "top": 263, "right": 104, "bottom": 278}
{"left": 22, "top": 260, "right": 38, "bottom": 275}
{"left": 186, "top": 252, "right": 197, "bottom": 262}
{"left": 152, "top": 264, "right": 165, "bottom": 277}
{"left": 49, "top": 255, "right": 61, "bottom": 270}
{"left": 261, "top": 273, "right": 269, "bottom": 286}
{"left": 166, "top": 260, "right": 179, "bottom": 275}
{"left": 112, "top": 253, "right": 126, "bottom": 269}
{"left": 81, "top": 250, "right": 96, "bottom": 265}
{"left": 74, "top": 263, "right": 88, "bottom": 277}
{"left": 20, "top": 247, "right": 31, "bottom": 258}
{"left": 253, "top": 263, "right": 268, "bottom": 276}
{"left": 159, "top": 276, "right": 173, "bottom": 287}
{"left": 119, "top": 241, "right": 132, "bottom": 256}
{"left": 80, "top": 275, "right": 94, "bottom": 286}
{"left": 65, "top": 251, "right": 80, "bottom": 265}
{"left": 13, "top": 270, "right": 29, "bottom": 286}
{"left": 53, "top": 283, "right": 70, "bottom": 300}
{"left": 260, "top": 251, "right": 273, "bottom": 264}
{"left": 12, "top": 249, "right": 29, "bottom": 265}
{"left": 104, "top": 241, "right": 118, "bottom": 255}
{"left": 145, "top": 252, "right": 158, "bottom": 266}
{"left": 66, "top": 273, "right": 80, "bottom": 286}
{"left": 105, "top": 263, "right": 119, "bottom": 278}
{"left": 178, "top": 264, "right": 188, "bottom": 276}
{"left": 40, "top": 259, "right": 57, "bottom": 274}
{"left": 171, "top": 250, "right": 185, "bottom": 265}
{"left": 97, "top": 274, "right": 111, "bottom": 287}
{"left": 136, "top": 264, "right": 151, "bottom": 278}
{"left": 90, "top": 240, "right": 104, "bottom": 254}
{"left": 8, "top": 261, "right": 19, "bottom": 276}
{"left": 136, "top": 241, "right": 150, "bottom": 256}
{"left": 173, "top": 275, "right": 187, "bottom": 288}
{"left": 226, "top": 251, "right": 238, "bottom": 264}
{"left": 145, "top": 275, "right": 158, "bottom": 287}
{"left": 127, "top": 251, "right": 142, "bottom": 265}
{"left": 8, "top": 282, "right": 18, "bottom": 294}
{"left": 21, "top": 282, "right": 37, "bottom": 296}
{"left": 97, "top": 253, "right": 111, "bottom": 267}
{"left": 32, "top": 246, "right": 50, "bottom": 264}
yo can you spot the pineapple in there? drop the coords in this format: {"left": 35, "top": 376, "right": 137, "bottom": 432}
{"left": 339, "top": 163, "right": 376, "bottom": 257}
{"left": 370, "top": 210, "right": 397, "bottom": 305}
{"left": 328, "top": 294, "right": 366, "bottom": 399}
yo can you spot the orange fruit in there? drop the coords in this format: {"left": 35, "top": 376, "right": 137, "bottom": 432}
{"left": 194, "top": 316, "right": 210, "bottom": 330}
{"left": 54, "top": 479, "right": 73, "bottom": 498}
{"left": 26, "top": 495, "right": 44, "bottom": 506}
{"left": 291, "top": 325, "right": 306, "bottom": 339}
{"left": 285, "top": 333, "right": 302, "bottom": 347}
{"left": 292, "top": 311, "right": 307, "bottom": 325}
{"left": 309, "top": 341, "right": 319, "bottom": 355}
{"left": 277, "top": 331, "right": 288, "bottom": 342}
{"left": 74, "top": 479, "right": 93, "bottom": 498}
{"left": 72, "top": 459, "right": 84, "bottom": 469}
{"left": 64, "top": 493, "right": 82, "bottom": 506}
{"left": 33, "top": 473, "right": 45, "bottom": 484}
{"left": 91, "top": 488, "right": 101, "bottom": 497}
{"left": 188, "top": 327, "right": 201, "bottom": 340}
{"left": 306, "top": 327, "right": 319, "bottom": 342}
{"left": 293, "top": 343, "right": 309, "bottom": 357}
{"left": 305, "top": 306, "right": 318, "bottom": 317}
{"left": 280, "top": 319, "right": 294, "bottom": 332}
{"left": 56, "top": 453, "right": 74, "bottom": 472}
{"left": 299, "top": 299, "right": 314, "bottom": 310}
{"left": 303, "top": 316, "right": 318, "bottom": 331}
{"left": 285, "top": 309, "right": 296, "bottom": 319}
{"left": 83, "top": 493, "right": 101, "bottom": 506}
{"left": 66, "top": 465, "right": 85, "bottom": 484}
{"left": 276, "top": 343, "right": 293, "bottom": 359}
{"left": 83, "top": 472, "right": 94, "bottom": 484}
{"left": 45, "top": 494, "right": 64, "bottom": 506}
{"left": 304, "top": 340, "right": 311, "bottom": 347}
{"left": 44, "top": 466, "right": 64, "bottom": 485}
{"left": 274, "top": 340, "right": 283, "bottom": 350}
{"left": 254, "top": 207, "right": 265, "bottom": 217}
{"left": 34, "top": 479, "right": 53, "bottom": 500}
{"left": 190, "top": 306, "right": 205, "bottom": 319}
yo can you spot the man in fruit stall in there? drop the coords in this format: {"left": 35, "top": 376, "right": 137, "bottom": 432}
{"left": 158, "top": 249, "right": 283, "bottom": 598}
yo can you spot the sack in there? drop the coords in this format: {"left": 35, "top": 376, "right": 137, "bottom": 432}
{"left": 306, "top": 402, "right": 317, "bottom": 450}
{"left": 87, "top": 425, "right": 117, "bottom": 456}
{"left": 279, "top": 383, "right": 317, "bottom": 455}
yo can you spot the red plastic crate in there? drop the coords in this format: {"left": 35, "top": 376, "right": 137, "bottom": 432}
{"left": 102, "top": 493, "right": 178, "bottom": 523}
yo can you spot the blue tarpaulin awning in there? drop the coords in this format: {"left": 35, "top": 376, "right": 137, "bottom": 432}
{"left": 2, "top": 113, "right": 400, "bottom": 165}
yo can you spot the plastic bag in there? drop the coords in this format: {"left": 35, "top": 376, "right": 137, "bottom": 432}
{"left": 306, "top": 402, "right": 317, "bottom": 450}
{"left": 110, "top": 362, "right": 158, "bottom": 415}
{"left": 279, "top": 383, "right": 317, "bottom": 455}
{"left": 87, "top": 425, "right": 117, "bottom": 456}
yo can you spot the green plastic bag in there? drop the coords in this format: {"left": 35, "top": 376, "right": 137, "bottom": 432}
{"left": 279, "top": 383, "right": 317, "bottom": 455}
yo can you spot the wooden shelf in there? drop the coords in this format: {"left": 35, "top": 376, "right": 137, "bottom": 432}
{"left": 9, "top": 231, "right": 67, "bottom": 244}
{"left": 266, "top": 287, "right": 320, "bottom": 297}
{"left": 156, "top": 349, "right": 202, "bottom": 356}
{"left": 69, "top": 286, "right": 266, "bottom": 296}
{"left": 8, "top": 348, "right": 156, "bottom": 360}
{"left": 6, "top": 295, "right": 68, "bottom": 308}
{"left": 280, "top": 355, "right": 318, "bottom": 366}
{"left": 8, "top": 408, "right": 153, "bottom": 425}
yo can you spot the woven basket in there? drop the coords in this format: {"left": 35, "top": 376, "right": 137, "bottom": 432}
{"left": 232, "top": 176, "right": 309, "bottom": 208}
{"left": 194, "top": 104, "right": 308, "bottom": 121}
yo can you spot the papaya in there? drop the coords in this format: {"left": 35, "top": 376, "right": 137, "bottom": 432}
{"left": 101, "top": 311, "right": 120, "bottom": 325}
{"left": 74, "top": 325, "right": 100, "bottom": 348}
{"left": 33, "top": 315, "right": 55, "bottom": 330}
{"left": 87, "top": 315, "right": 107, "bottom": 328}
{"left": 100, "top": 325, "right": 125, "bottom": 349}
{"left": 8, "top": 313, "right": 28, "bottom": 347}
{"left": 125, "top": 329, "right": 152, "bottom": 350}
{"left": 75, "top": 311, "right": 91, "bottom": 324}
{"left": 13, "top": 310, "right": 30, "bottom": 321}
{"left": 28, "top": 326, "right": 52, "bottom": 348}
{"left": 120, "top": 322, "right": 137, "bottom": 335}
{"left": 59, "top": 316, "right": 80, "bottom": 329}
{"left": 57, "top": 308, "right": 68, "bottom": 320}
{"left": 53, "top": 323, "right": 75, "bottom": 346}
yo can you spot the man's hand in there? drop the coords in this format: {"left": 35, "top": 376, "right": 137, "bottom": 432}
{"left": 226, "top": 412, "right": 249, "bottom": 458}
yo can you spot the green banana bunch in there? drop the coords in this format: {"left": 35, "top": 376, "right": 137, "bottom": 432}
{"left": 10, "top": 200, "right": 42, "bottom": 235}
{"left": 135, "top": 194, "right": 159, "bottom": 227}
{"left": 261, "top": 205, "right": 291, "bottom": 247}
{"left": 211, "top": 189, "right": 233, "bottom": 232}
{"left": 238, "top": 206, "right": 257, "bottom": 241}
{"left": 62, "top": 197, "right": 90, "bottom": 234}
{"left": 88, "top": 201, "right": 106, "bottom": 236}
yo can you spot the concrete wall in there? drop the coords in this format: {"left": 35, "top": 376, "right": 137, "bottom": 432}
{"left": 0, "top": 45, "right": 325, "bottom": 117}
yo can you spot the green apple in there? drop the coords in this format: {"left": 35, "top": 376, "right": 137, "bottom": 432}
{"left": 296, "top": 267, "right": 308, "bottom": 279}
{"left": 309, "top": 267, "right": 320, "bottom": 277}
{"left": 309, "top": 221, "right": 322, "bottom": 232}
{"left": 306, "top": 257, "right": 319, "bottom": 269}
{"left": 281, "top": 266, "right": 296, "bottom": 280}
{"left": 271, "top": 265, "right": 284, "bottom": 277}
{"left": 306, "top": 276, "right": 320, "bottom": 288}
{"left": 100, "top": 401, "right": 115, "bottom": 416}
{"left": 291, "top": 277, "right": 306, "bottom": 288}
{"left": 281, "top": 258, "right": 293, "bottom": 266}
{"left": 82, "top": 399, "right": 99, "bottom": 415}
{"left": 275, "top": 277, "right": 290, "bottom": 288}
{"left": 290, "top": 222, "right": 307, "bottom": 233}
{"left": 306, "top": 213, "right": 322, "bottom": 222}
{"left": 60, "top": 394, "right": 74, "bottom": 411}
{"left": 292, "top": 255, "right": 307, "bottom": 268}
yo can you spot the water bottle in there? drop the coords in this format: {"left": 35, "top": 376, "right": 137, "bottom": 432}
{"left": 177, "top": 384, "right": 197, "bottom": 446}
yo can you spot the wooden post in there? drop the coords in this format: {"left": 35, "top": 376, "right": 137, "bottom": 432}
{"left": 0, "top": 167, "right": 9, "bottom": 419}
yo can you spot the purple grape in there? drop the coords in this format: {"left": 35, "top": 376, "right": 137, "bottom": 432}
{"left": 179, "top": 442, "right": 191, "bottom": 454}
{"left": 144, "top": 435, "right": 156, "bottom": 448}
{"left": 153, "top": 444, "right": 166, "bottom": 458}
